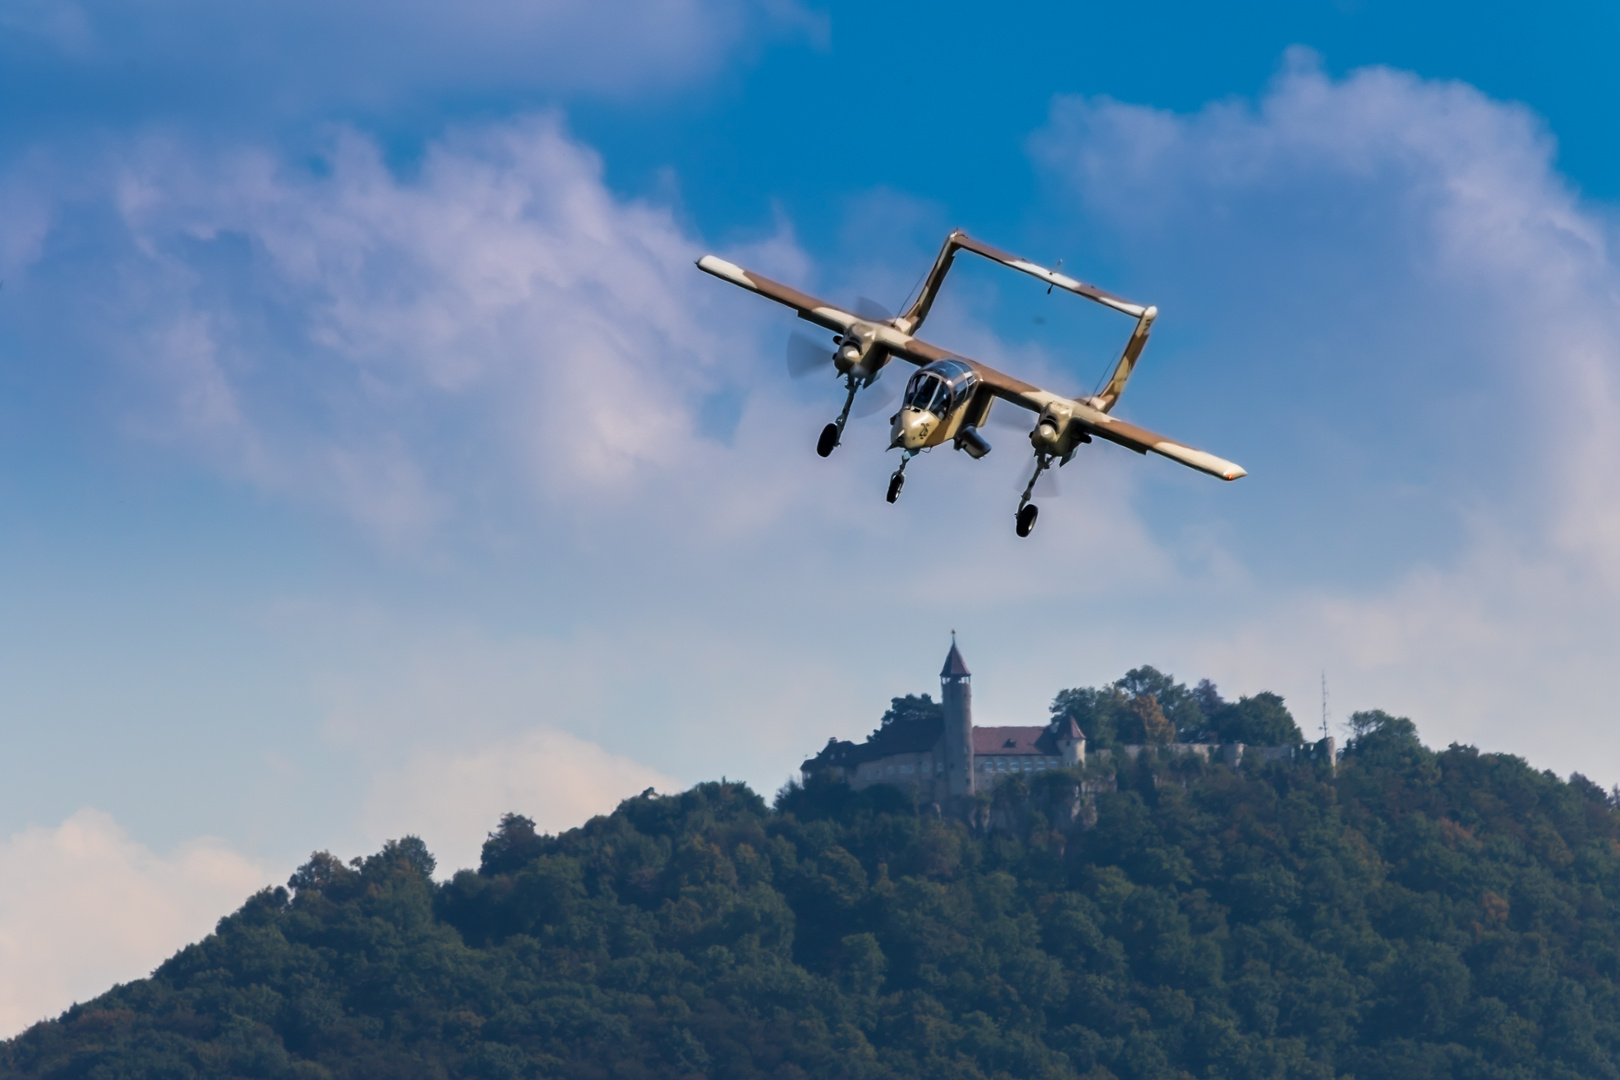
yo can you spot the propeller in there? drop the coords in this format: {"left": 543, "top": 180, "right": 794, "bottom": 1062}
{"left": 851, "top": 381, "right": 896, "bottom": 418}
{"left": 786, "top": 330, "right": 836, "bottom": 379}
{"left": 854, "top": 296, "right": 893, "bottom": 322}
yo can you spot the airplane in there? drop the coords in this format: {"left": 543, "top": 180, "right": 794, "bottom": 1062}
{"left": 695, "top": 229, "right": 1245, "bottom": 537}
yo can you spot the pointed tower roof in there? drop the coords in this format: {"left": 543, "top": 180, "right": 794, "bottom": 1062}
{"left": 940, "top": 634, "right": 971, "bottom": 678}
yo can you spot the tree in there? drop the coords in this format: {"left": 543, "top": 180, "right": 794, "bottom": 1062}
{"left": 480, "top": 812, "right": 543, "bottom": 876}
{"left": 879, "top": 693, "right": 942, "bottom": 729}
{"left": 1343, "top": 709, "right": 1423, "bottom": 766}
{"left": 1346, "top": 708, "right": 1416, "bottom": 741}
{"left": 1125, "top": 694, "right": 1175, "bottom": 744}
{"left": 1050, "top": 684, "right": 1126, "bottom": 748}
{"left": 1193, "top": 678, "right": 1224, "bottom": 718}
{"left": 13, "top": 684, "right": 1620, "bottom": 1080}
{"left": 1116, "top": 666, "right": 1205, "bottom": 740}
{"left": 1209, "top": 691, "right": 1302, "bottom": 744}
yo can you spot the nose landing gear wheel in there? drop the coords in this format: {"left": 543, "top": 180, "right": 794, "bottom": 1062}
{"left": 1016, "top": 503, "right": 1039, "bottom": 537}
{"left": 886, "top": 472, "right": 905, "bottom": 503}
{"left": 816, "top": 423, "right": 840, "bottom": 458}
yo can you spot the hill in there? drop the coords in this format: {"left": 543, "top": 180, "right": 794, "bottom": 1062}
{"left": 5, "top": 688, "right": 1620, "bottom": 1079}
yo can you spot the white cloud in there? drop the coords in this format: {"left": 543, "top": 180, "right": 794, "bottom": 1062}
{"left": 362, "top": 729, "right": 680, "bottom": 876}
{"left": 19, "top": 54, "right": 1620, "bottom": 950}
{"left": 0, "top": 809, "right": 269, "bottom": 1039}
{"left": 1030, "top": 51, "right": 1620, "bottom": 778}
{"left": 0, "top": 0, "right": 820, "bottom": 113}
{"left": 15, "top": 115, "right": 764, "bottom": 539}
{"left": 0, "top": 108, "right": 1193, "bottom": 872}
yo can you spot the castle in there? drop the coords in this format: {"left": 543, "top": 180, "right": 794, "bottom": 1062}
{"left": 800, "top": 639, "right": 1086, "bottom": 800}
{"left": 801, "top": 640, "right": 1335, "bottom": 798}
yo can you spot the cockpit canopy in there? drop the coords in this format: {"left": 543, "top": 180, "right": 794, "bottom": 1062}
{"left": 902, "top": 359, "right": 978, "bottom": 418}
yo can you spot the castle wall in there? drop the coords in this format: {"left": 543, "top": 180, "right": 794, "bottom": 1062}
{"left": 847, "top": 748, "right": 948, "bottom": 801}
{"left": 805, "top": 643, "right": 1339, "bottom": 804}
{"left": 976, "top": 753, "right": 1068, "bottom": 782}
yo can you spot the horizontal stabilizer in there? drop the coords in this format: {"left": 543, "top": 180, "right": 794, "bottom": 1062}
{"left": 949, "top": 232, "right": 1148, "bottom": 318}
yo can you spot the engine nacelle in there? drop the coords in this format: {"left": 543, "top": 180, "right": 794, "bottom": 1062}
{"left": 833, "top": 322, "right": 888, "bottom": 382}
{"left": 1028, "top": 402, "right": 1090, "bottom": 458}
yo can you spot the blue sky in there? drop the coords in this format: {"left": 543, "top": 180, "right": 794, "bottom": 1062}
{"left": 5, "top": 0, "right": 1620, "bottom": 1033}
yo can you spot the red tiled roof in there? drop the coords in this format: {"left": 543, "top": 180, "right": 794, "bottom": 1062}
{"left": 973, "top": 726, "right": 1052, "bottom": 755}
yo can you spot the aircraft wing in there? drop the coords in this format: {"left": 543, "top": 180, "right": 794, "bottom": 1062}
{"left": 694, "top": 253, "right": 1245, "bottom": 481}
{"left": 1066, "top": 399, "right": 1247, "bottom": 480}
{"left": 912, "top": 343, "right": 1248, "bottom": 482}
{"left": 695, "top": 254, "right": 979, "bottom": 359}
{"left": 696, "top": 255, "right": 863, "bottom": 334}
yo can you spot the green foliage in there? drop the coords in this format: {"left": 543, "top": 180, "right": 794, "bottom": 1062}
{"left": 8, "top": 723, "right": 1620, "bottom": 1080}
{"left": 1052, "top": 669, "right": 1304, "bottom": 749}
{"left": 1208, "top": 691, "right": 1303, "bottom": 746}
{"left": 879, "top": 694, "right": 943, "bottom": 731}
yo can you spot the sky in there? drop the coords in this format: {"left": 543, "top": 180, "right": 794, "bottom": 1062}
{"left": 4, "top": 0, "right": 1620, "bottom": 1036}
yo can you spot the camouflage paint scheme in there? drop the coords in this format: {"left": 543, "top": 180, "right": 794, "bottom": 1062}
{"left": 696, "top": 229, "right": 1246, "bottom": 482}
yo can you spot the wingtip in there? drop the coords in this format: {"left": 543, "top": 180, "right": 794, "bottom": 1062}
{"left": 695, "top": 254, "right": 751, "bottom": 285}
{"left": 1223, "top": 467, "right": 1248, "bottom": 481}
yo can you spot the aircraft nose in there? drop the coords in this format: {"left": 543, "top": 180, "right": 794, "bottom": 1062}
{"left": 891, "top": 408, "right": 931, "bottom": 450}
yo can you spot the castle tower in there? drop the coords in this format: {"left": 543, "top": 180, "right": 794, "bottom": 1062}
{"left": 940, "top": 635, "right": 974, "bottom": 797}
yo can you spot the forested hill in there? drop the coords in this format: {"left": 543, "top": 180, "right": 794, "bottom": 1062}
{"left": 8, "top": 707, "right": 1620, "bottom": 1079}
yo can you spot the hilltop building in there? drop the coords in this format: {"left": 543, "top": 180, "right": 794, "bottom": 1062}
{"left": 800, "top": 640, "right": 1336, "bottom": 800}
{"left": 800, "top": 639, "right": 1085, "bottom": 801}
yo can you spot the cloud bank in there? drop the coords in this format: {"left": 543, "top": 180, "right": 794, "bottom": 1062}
{"left": 11, "top": 52, "right": 1620, "bottom": 1040}
{"left": 0, "top": 810, "right": 268, "bottom": 1038}
{"left": 0, "top": 0, "right": 819, "bottom": 122}
{"left": 1032, "top": 50, "right": 1620, "bottom": 771}
{"left": 363, "top": 729, "right": 680, "bottom": 876}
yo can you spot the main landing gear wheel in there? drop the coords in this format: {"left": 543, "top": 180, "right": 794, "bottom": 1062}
{"left": 887, "top": 472, "right": 905, "bottom": 503}
{"left": 1016, "top": 503, "right": 1039, "bottom": 537}
{"left": 816, "top": 423, "right": 840, "bottom": 458}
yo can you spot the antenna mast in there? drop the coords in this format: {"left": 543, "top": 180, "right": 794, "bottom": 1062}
{"left": 1320, "top": 671, "right": 1331, "bottom": 741}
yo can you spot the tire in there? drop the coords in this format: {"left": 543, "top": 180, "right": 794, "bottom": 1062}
{"left": 887, "top": 473, "right": 904, "bottom": 503}
{"left": 1016, "top": 503, "right": 1039, "bottom": 537}
{"left": 816, "top": 423, "right": 839, "bottom": 457}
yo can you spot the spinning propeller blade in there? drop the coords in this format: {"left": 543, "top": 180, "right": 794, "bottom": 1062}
{"left": 785, "top": 330, "right": 835, "bottom": 379}
{"left": 854, "top": 296, "right": 893, "bottom": 322}
{"left": 851, "top": 382, "right": 896, "bottom": 418}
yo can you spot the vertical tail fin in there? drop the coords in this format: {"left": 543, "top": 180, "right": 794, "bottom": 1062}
{"left": 897, "top": 229, "right": 968, "bottom": 333}
{"left": 1090, "top": 306, "right": 1156, "bottom": 413}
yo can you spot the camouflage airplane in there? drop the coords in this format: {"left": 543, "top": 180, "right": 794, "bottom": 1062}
{"left": 695, "top": 229, "right": 1245, "bottom": 537}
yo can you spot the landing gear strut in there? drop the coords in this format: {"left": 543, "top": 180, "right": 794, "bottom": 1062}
{"left": 1016, "top": 453, "right": 1053, "bottom": 537}
{"left": 816, "top": 375, "right": 863, "bottom": 458}
{"left": 887, "top": 449, "right": 917, "bottom": 503}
